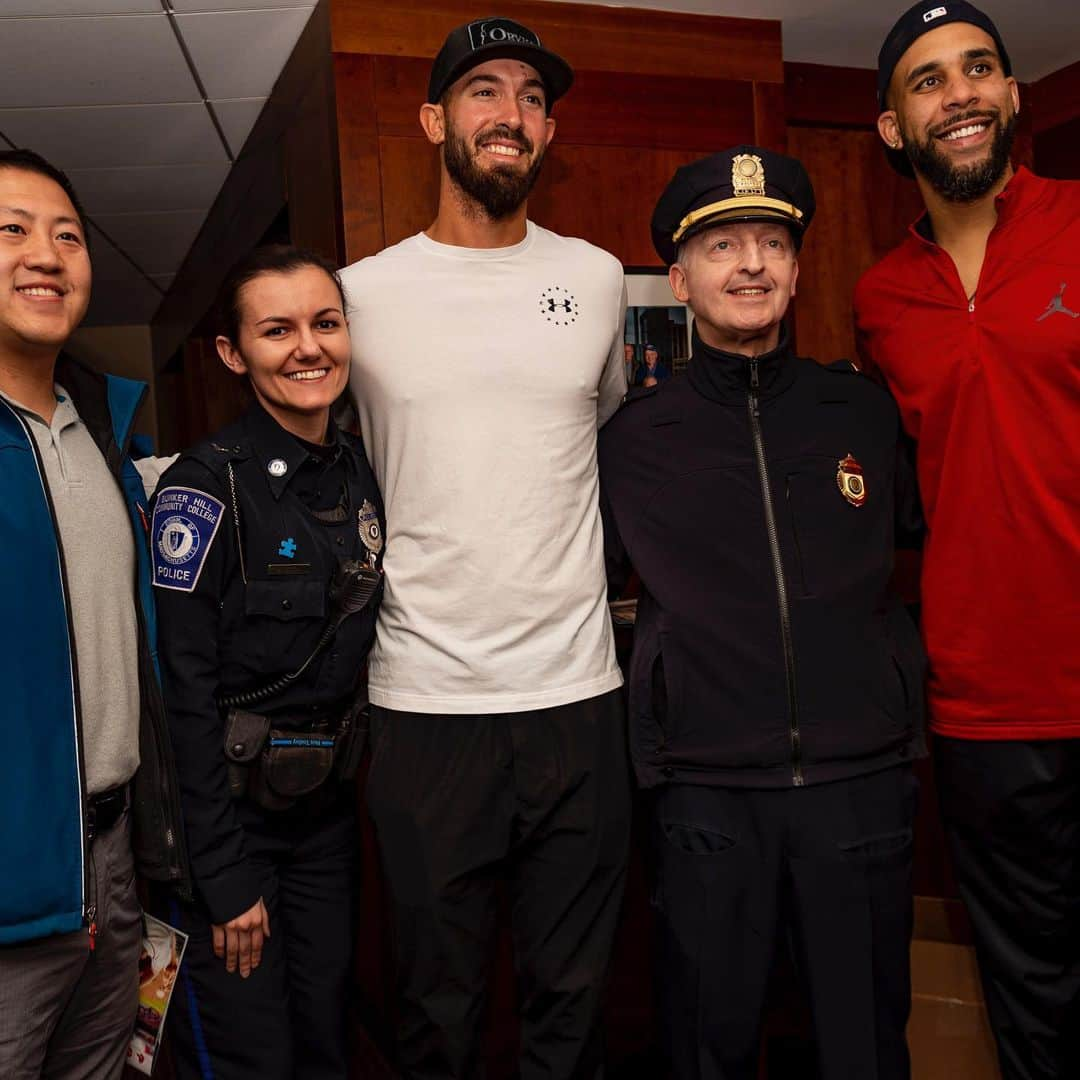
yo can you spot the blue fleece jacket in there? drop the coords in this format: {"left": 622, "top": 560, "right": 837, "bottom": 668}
{"left": 0, "top": 365, "right": 172, "bottom": 944}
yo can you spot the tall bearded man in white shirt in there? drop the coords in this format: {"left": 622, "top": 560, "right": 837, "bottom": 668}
{"left": 339, "top": 16, "right": 630, "bottom": 1080}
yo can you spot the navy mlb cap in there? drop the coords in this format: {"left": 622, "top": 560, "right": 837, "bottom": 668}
{"left": 651, "top": 146, "right": 815, "bottom": 265}
{"left": 427, "top": 17, "right": 574, "bottom": 107}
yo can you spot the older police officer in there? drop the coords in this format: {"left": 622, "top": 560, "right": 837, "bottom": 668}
{"left": 598, "top": 147, "right": 926, "bottom": 1079}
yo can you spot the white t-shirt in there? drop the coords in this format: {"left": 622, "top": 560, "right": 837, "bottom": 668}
{"left": 342, "top": 222, "right": 626, "bottom": 713}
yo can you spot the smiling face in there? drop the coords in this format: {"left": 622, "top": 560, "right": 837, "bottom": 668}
{"left": 426, "top": 57, "right": 556, "bottom": 220}
{"left": 670, "top": 221, "right": 798, "bottom": 356}
{"left": 0, "top": 167, "right": 91, "bottom": 364}
{"left": 215, "top": 265, "right": 349, "bottom": 442}
{"left": 879, "top": 22, "right": 1019, "bottom": 202}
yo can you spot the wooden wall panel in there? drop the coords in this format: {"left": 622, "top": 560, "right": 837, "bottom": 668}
{"left": 332, "top": 0, "right": 782, "bottom": 84}
{"left": 753, "top": 81, "right": 787, "bottom": 152}
{"left": 330, "top": 0, "right": 785, "bottom": 270}
{"left": 367, "top": 56, "right": 758, "bottom": 150}
{"left": 373, "top": 136, "right": 713, "bottom": 265}
{"left": 1029, "top": 59, "right": 1080, "bottom": 136}
{"left": 526, "top": 145, "right": 716, "bottom": 265}
{"left": 1035, "top": 116, "right": 1080, "bottom": 180}
{"left": 1031, "top": 60, "right": 1080, "bottom": 180}
{"left": 786, "top": 63, "right": 879, "bottom": 129}
{"left": 787, "top": 126, "right": 923, "bottom": 363}
{"left": 334, "top": 53, "right": 385, "bottom": 263}
{"left": 375, "top": 135, "right": 439, "bottom": 245}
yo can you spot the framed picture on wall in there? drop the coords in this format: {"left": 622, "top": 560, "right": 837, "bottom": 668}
{"left": 623, "top": 267, "right": 693, "bottom": 388}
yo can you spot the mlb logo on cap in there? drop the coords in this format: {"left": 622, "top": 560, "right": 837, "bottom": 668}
{"left": 923, "top": 6, "right": 948, "bottom": 21}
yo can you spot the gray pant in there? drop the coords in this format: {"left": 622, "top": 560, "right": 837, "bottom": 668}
{"left": 0, "top": 810, "right": 141, "bottom": 1080}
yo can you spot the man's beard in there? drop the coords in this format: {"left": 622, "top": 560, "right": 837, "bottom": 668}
{"left": 443, "top": 120, "right": 546, "bottom": 220}
{"left": 902, "top": 108, "right": 1017, "bottom": 203}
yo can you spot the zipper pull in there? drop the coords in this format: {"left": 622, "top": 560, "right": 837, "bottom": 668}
{"left": 968, "top": 298, "right": 975, "bottom": 314}
{"left": 749, "top": 358, "right": 760, "bottom": 391}
{"left": 86, "top": 904, "right": 98, "bottom": 951}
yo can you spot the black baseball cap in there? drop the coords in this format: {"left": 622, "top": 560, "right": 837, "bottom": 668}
{"left": 427, "top": 17, "right": 574, "bottom": 108}
{"left": 651, "top": 146, "right": 816, "bottom": 265}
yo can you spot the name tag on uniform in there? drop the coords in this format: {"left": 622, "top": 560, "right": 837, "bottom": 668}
{"left": 152, "top": 486, "right": 225, "bottom": 593}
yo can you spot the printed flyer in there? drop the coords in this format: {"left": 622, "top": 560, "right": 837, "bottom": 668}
{"left": 126, "top": 913, "right": 189, "bottom": 1075}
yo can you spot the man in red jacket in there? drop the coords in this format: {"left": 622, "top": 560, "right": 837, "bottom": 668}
{"left": 854, "top": 4, "right": 1080, "bottom": 1077}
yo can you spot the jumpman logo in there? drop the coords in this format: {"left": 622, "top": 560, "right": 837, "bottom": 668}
{"left": 1036, "top": 283, "right": 1079, "bottom": 322}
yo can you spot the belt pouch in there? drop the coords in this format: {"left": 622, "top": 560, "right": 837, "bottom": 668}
{"left": 262, "top": 730, "right": 336, "bottom": 800}
{"left": 223, "top": 710, "right": 271, "bottom": 798}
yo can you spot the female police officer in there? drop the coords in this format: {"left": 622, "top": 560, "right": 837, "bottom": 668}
{"left": 152, "top": 246, "right": 383, "bottom": 1078}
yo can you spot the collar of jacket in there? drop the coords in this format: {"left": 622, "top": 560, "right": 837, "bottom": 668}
{"left": 244, "top": 400, "right": 349, "bottom": 501}
{"left": 54, "top": 352, "right": 146, "bottom": 472}
{"left": 687, "top": 322, "right": 797, "bottom": 405}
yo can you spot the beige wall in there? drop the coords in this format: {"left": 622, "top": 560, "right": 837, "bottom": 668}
{"left": 66, "top": 324, "right": 159, "bottom": 446}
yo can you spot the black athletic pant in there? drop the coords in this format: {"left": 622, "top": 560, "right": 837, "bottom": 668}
{"left": 652, "top": 766, "right": 917, "bottom": 1080}
{"left": 167, "top": 796, "right": 356, "bottom": 1080}
{"left": 935, "top": 736, "right": 1080, "bottom": 1080}
{"left": 366, "top": 689, "right": 631, "bottom": 1079}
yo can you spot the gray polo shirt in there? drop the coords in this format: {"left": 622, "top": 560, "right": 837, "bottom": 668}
{"left": 3, "top": 386, "right": 140, "bottom": 794}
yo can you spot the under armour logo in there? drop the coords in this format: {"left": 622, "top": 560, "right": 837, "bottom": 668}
{"left": 538, "top": 286, "right": 579, "bottom": 326}
{"left": 1037, "top": 283, "right": 1079, "bottom": 322}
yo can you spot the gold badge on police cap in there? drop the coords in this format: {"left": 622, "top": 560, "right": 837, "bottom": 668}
{"left": 358, "top": 500, "right": 383, "bottom": 558}
{"left": 732, "top": 154, "right": 766, "bottom": 198}
{"left": 836, "top": 454, "right": 867, "bottom": 507}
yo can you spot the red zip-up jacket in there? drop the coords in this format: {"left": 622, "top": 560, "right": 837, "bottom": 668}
{"left": 855, "top": 167, "right": 1080, "bottom": 741}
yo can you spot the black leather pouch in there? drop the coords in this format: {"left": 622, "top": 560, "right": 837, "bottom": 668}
{"left": 223, "top": 710, "right": 271, "bottom": 798}
{"left": 262, "top": 731, "right": 336, "bottom": 799}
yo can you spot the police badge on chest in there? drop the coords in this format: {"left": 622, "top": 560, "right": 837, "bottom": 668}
{"left": 836, "top": 454, "right": 867, "bottom": 507}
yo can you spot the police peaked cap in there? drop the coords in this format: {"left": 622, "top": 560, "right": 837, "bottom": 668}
{"left": 651, "top": 146, "right": 816, "bottom": 266}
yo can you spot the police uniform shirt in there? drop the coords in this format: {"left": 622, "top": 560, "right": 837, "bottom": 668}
{"left": 152, "top": 402, "right": 384, "bottom": 922}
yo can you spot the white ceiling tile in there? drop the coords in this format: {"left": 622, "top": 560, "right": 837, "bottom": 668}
{"left": 1, "top": 15, "right": 200, "bottom": 108}
{"left": 0, "top": 104, "right": 226, "bottom": 169}
{"left": 85, "top": 224, "right": 148, "bottom": 281}
{"left": 1, "top": 1, "right": 161, "bottom": 13}
{"left": 66, "top": 163, "right": 230, "bottom": 214}
{"left": 92, "top": 209, "right": 206, "bottom": 275}
{"left": 168, "top": 0, "right": 313, "bottom": 10}
{"left": 174, "top": 8, "right": 313, "bottom": 100}
{"left": 210, "top": 98, "right": 266, "bottom": 156}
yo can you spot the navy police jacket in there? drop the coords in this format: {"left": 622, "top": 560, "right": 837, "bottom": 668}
{"left": 0, "top": 356, "right": 190, "bottom": 945}
{"left": 599, "top": 327, "right": 926, "bottom": 790}
{"left": 153, "top": 402, "right": 384, "bottom": 923}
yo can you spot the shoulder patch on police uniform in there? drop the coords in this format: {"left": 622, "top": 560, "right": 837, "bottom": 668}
{"left": 152, "top": 486, "right": 225, "bottom": 593}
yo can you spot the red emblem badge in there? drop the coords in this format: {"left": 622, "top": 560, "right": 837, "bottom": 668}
{"left": 836, "top": 453, "right": 867, "bottom": 507}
